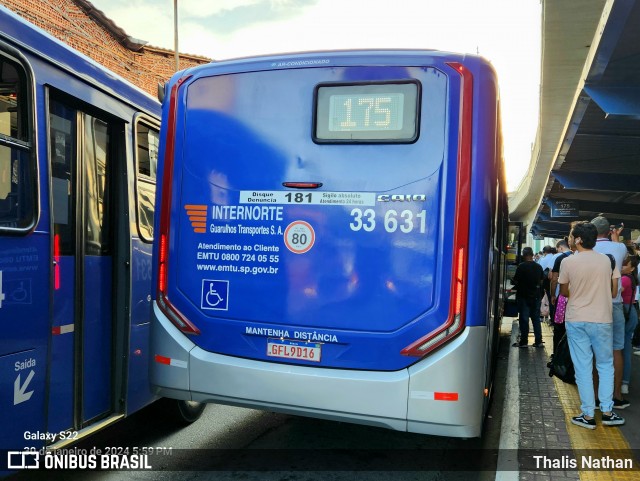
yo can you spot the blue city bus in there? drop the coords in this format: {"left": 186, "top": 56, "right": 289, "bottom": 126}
{"left": 152, "top": 50, "right": 508, "bottom": 437}
{"left": 0, "top": 5, "right": 204, "bottom": 458}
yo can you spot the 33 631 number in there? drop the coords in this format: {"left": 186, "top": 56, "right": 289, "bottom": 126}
{"left": 349, "top": 208, "right": 426, "bottom": 233}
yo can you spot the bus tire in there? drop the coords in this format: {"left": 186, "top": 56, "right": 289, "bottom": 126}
{"left": 176, "top": 400, "right": 206, "bottom": 424}
{"left": 159, "top": 399, "right": 206, "bottom": 425}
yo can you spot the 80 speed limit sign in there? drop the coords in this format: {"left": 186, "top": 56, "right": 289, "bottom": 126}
{"left": 284, "top": 221, "right": 315, "bottom": 254}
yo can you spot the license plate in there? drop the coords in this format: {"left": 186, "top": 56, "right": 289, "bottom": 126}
{"left": 266, "top": 339, "right": 321, "bottom": 362}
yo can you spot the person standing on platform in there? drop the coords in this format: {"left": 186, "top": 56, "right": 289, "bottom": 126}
{"left": 621, "top": 256, "right": 639, "bottom": 395}
{"left": 512, "top": 246, "right": 544, "bottom": 348}
{"left": 591, "top": 216, "right": 630, "bottom": 409}
{"left": 559, "top": 221, "right": 624, "bottom": 429}
{"left": 538, "top": 245, "right": 555, "bottom": 312}
{"left": 549, "top": 239, "right": 572, "bottom": 353}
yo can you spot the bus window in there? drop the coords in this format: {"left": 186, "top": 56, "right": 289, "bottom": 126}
{"left": 50, "top": 101, "right": 75, "bottom": 257}
{"left": 0, "top": 54, "right": 34, "bottom": 231}
{"left": 136, "top": 122, "right": 159, "bottom": 241}
{"left": 84, "top": 116, "right": 110, "bottom": 256}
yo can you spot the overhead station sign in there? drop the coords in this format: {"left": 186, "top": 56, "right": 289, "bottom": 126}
{"left": 549, "top": 200, "right": 579, "bottom": 218}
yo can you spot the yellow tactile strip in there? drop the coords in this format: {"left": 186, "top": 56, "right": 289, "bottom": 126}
{"left": 541, "top": 322, "right": 638, "bottom": 480}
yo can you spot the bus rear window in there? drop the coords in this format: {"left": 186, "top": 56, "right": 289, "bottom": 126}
{"left": 0, "top": 54, "right": 34, "bottom": 232}
{"left": 314, "top": 81, "right": 420, "bottom": 143}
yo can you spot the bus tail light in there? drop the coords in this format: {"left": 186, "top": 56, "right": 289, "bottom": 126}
{"left": 401, "top": 62, "right": 472, "bottom": 357}
{"left": 282, "top": 182, "right": 323, "bottom": 189}
{"left": 54, "top": 233, "right": 61, "bottom": 290}
{"left": 156, "top": 75, "right": 200, "bottom": 336}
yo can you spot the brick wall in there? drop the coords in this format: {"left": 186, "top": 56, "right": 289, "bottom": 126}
{"left": 1, "top": 0, "right": 210, "bottom": 97}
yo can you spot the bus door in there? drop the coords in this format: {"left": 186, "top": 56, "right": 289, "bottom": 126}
{"left": 504, "top": 222, "right": 523, "bottom": 317}
{"left": 48, "top": 97, "right": 117, "bottom": 433}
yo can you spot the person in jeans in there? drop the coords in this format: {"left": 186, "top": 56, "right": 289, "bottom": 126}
{"left": 549, "top": 239, "right": 572, "bottom": 353}
{"left": 559, "top": 221, "right": 624, "bottom": 429}
{"left": 512, "top": 246, "right": 544, "bottom": 348}
{"left": 591, "top": 216, "right": 630, "bottom": 408}
{"left": 621, "top": 256, "right": 639, "bottom": 394}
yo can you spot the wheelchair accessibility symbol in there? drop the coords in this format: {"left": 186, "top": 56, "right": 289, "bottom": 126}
{"left": 201, "top": 280, "right": 229, "bottom": 311}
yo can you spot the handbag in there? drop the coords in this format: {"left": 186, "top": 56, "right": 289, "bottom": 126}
{"left": 554, "top": 294, "right": 567, "bottom": 324}
{"left": 540, "top": 293, "right": 550, "bottom": 317}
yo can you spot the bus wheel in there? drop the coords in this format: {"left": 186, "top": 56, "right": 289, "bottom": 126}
{"left": 159, "top": 399, "right": 206, "bottom": 425}
{"left": 176, "top": 400, "right": 206, "bottom": 424}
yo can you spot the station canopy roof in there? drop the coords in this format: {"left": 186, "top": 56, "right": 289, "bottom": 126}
{"left": 509, "top": 0, "right": 640, "bottom": 240}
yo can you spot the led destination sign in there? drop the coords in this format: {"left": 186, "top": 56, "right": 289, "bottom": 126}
{"left": 315, "top": 81, "right": 419, "bottom": 142}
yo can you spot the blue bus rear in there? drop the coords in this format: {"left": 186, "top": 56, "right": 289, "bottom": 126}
{"left": 152, "top": 50, "right": 506, "bottom": 437}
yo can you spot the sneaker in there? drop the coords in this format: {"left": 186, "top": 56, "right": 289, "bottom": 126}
{"left": 633, "top": 345, "right": 640, "bottom": 351}
{"left": 602, "top": 411, "right": 625, "bottom": 426}
{"left": 634, "top": 350, "right": 640, "bottom": 356}
{"left": 512, "top": 342, "right": 528, "bottom": 348}
{"left": 622, "top": 384, "right": 629, "bottom": 395}
{"left": 533, "top": 342, "right": 545, "bottom": 348}
{"left": 613, "top": 398, "right": 631, "bottom": 409}
{"left": 613, "top": 398, "right": 630, "bottom": 409}
{"left": 571, "top": 414, "right": 596, "bottom": 430}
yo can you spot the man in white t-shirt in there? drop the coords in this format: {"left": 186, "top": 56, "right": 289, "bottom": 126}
{"left": 538, "top": 245, "right": 555, "bottom": 271}
{"left": 559, "top": 221, "right": 624, "bottom": 429}
{"left": 591, "top": 216, "right": 629, "bottom": 408}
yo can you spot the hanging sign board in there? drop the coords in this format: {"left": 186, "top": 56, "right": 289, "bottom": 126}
{"left": 550, "top": 200, "right": 579, "bottom": 218}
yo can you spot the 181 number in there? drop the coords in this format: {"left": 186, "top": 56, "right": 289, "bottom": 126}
{"left": 285, "top": 193, "right": 312, "bottom": 203}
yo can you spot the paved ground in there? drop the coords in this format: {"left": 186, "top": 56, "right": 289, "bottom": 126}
{"left": 504, "top": 317, "right": 639, "bottom": 480}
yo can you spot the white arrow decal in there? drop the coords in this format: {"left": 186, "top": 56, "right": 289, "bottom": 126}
{"left": 14, "top": 370, "right": 35, "bottom": 405}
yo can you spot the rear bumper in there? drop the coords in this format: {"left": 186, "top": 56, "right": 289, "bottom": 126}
{"left": 151, "top": 302, "right": 487, "bottom": 437}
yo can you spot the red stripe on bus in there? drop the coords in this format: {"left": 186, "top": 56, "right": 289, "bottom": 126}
{"left": 434, "top": 392, "right": 459, "bottom": 401}
{"left": 154, "top": 355, "right": 171, "bottom": 365}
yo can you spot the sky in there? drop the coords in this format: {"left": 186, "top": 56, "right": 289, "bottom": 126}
{"left": 89, "top": 0, "right": 541, "bottom": 191}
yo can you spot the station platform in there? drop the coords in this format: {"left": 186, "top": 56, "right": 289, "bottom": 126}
{"left": 498, "top": 317, "right": 639, "bottom": 481}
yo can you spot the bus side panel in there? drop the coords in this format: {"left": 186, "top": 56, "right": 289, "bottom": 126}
{"left": 82, "top": 257, "right": 113, "bottom": 420}
{"left": 125, "top": 323, "right": 155, "bottom": 414}
{"left": 465, "top": 62, "right": 501, "bottom": 411}
{"left": 465, "top": 61, "right": 500, "bottom": 330}
{"left": 126, "top": 241, "right": 156, "bottom": 414}
{"left": 0, "top": 234, "right": 50, "bottom": 450}
{"left": 0, "top": 350, "right": 47, "bottom": 450}
{"left": 47, "top": 257, "right": 75, "bottom": 434}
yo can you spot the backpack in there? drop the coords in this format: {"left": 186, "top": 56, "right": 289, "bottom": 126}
{"left": 548, "top": 334, "right": 575, "bottom": 384}
{"left": 605, "top": 253, "right": 615, "bottom": 271}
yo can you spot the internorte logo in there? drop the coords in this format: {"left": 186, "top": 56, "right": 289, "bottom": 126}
{"left": 184, "top": 205, "right": 208, "bottom": 233}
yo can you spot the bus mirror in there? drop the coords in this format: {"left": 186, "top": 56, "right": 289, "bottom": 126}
{"left": 157, "top": 82, "right": 167, "bottom": 103}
